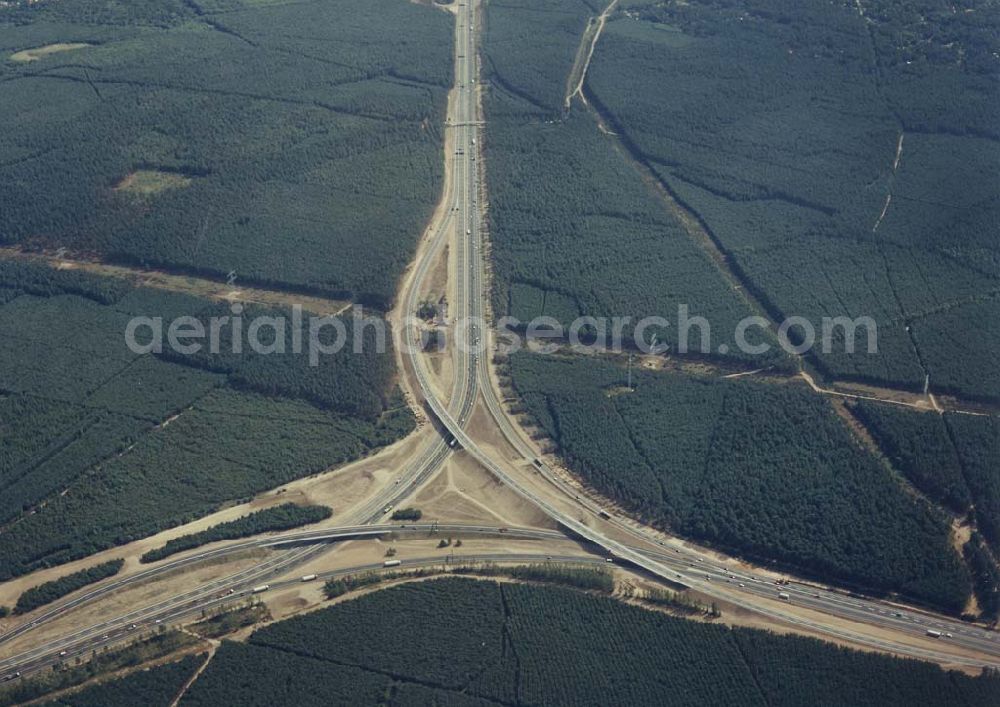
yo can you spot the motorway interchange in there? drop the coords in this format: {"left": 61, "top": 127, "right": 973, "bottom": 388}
{"left": 1, "top": 0, "right": 999, "bottom": 684}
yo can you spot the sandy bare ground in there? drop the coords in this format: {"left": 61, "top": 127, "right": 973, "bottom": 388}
{"left": 114, "top": 170, "right": 192, "bottom": 196}
{"left": 564, "top": 0, "right": 620, "bottom": 110}
{"left": 406, "top": 448, "right": 554, "bottom": 529}
{"left": 801, "top": 369, "right": 995, "bottom": 416}
{"left": 0, "top": 247, "right": 352, "bottom": 316}
{"left": 9, "top": 43, "right": 90, "bottom": 62}
{"left": 872, "top": 132, "right": 904, "bottom": 233}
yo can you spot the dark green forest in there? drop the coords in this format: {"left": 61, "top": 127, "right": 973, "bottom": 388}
{"left": 508, "top": 352, "right": 970, "bottom": 610}
{"left": 172, "top": 579, "right": 1000, "bottom": 706}
{"left": 37, "top": 654, "right": 203, "bottom": 707}
{"left": 482, "top": 0, "right": 782, "bottom": 363}
{"left": 0, "top": 263, "right": 412, "bottom": 581}
{"left": 0, "top": 0, "right": 452, "bottom": 307}
{"left": 851, "top": 400, "right": 973, "bottom": 514}
{"left": 586, "top": 0, "right": 1000, "bottom": 398}
{"left": 853, "top": 400, "right": 1000, "bottom": 560}
{"left": 140, "top": 503, "right": 331, "bottom": 563}
{"left": 964, "top": 533, "right": 1000, "bottom": 621}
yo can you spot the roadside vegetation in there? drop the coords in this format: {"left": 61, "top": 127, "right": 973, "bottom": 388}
{"left": 0, "top": 263, "right": 412, "bottom": 581}
{"left": 189, "top": 602, "right": 270, "bottom": 640}
{"left": 0, "top": 631, "right": 199, "bottom": 706}
{"left": 389, "top": 508, "right": 422, "bottom": 521}
{"left": 451, "top": 563, "right": 614, "bottom": 593}
{"left": 323, "top": 561, "right": 614, "bottom": 601}
{"left": 0, "top": 0, "right": 452, "bottom": 307}
{"left": 14, "top": 560, "right": 124, "bottom": 615}
{"left": 32, "top": 655, "right": 203, "bottom": 707}
{"left": 140, "top": 504, "right": 332, "bottom": 564}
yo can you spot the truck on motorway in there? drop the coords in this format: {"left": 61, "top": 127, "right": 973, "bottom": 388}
{"left": 252, "top": 584, "right": 270, "bottom": 594}
{"left": 301, "top": 574, "right": 317, "bottom": 582}
{"left": 597, "top": 508, "right": 612, "bottom": 520}
{"left": 926, "top": 629, "right": 942, "bottom": 638}
{"left": 778, "top": 592, "right": 790, "bottom": 601}
{"left": 384, "top": 560, "right": 402, "bottom": 567}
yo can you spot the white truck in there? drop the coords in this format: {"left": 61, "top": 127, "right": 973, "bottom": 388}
{"left": 300, "top": 574, "right": 318, "bottom": 582}
{"left": 252, "top": 584, "right": 270, "bottom": 594}
{"left": 384, "top": 559, "right": 402, "bottom": 567}
{"left": 778, "top": 592, "right": 790, "bottom": 601}
{"left": 926, "top": 629, "right": 942, "bottom": 638}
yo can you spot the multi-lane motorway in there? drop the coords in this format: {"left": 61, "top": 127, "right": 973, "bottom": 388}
{"left": 0, "top": 524, "right": 567, "bottom": 678}
{"left": 345, "top": 0, "right": 483, "bottom": 526}
{"left": 1, "top": 0, "right": 998, "bottom": 685}
{"left": 394, "top": 0, "right": 1000, "bottom": 671}
{"left": 2, "top": 547, "right": 595, "bottom": 681}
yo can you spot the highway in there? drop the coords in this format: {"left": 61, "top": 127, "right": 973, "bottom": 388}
{"left": 396, "top": 0, "right": 1000, "bottom": 671}
{"left": 0, "top": 524, "right": 567, "bottom": 678}
{"left": 345, "top": 0, "right": 483, "bottom": 526}
{"left": 1, "top": 550, "right": 600, "bottom": 682}
{"left": 2, "top": 0, "right": 997, "bottom": 685}
{"left": 3, "top": 517, "right": 997, "bottom": 678}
